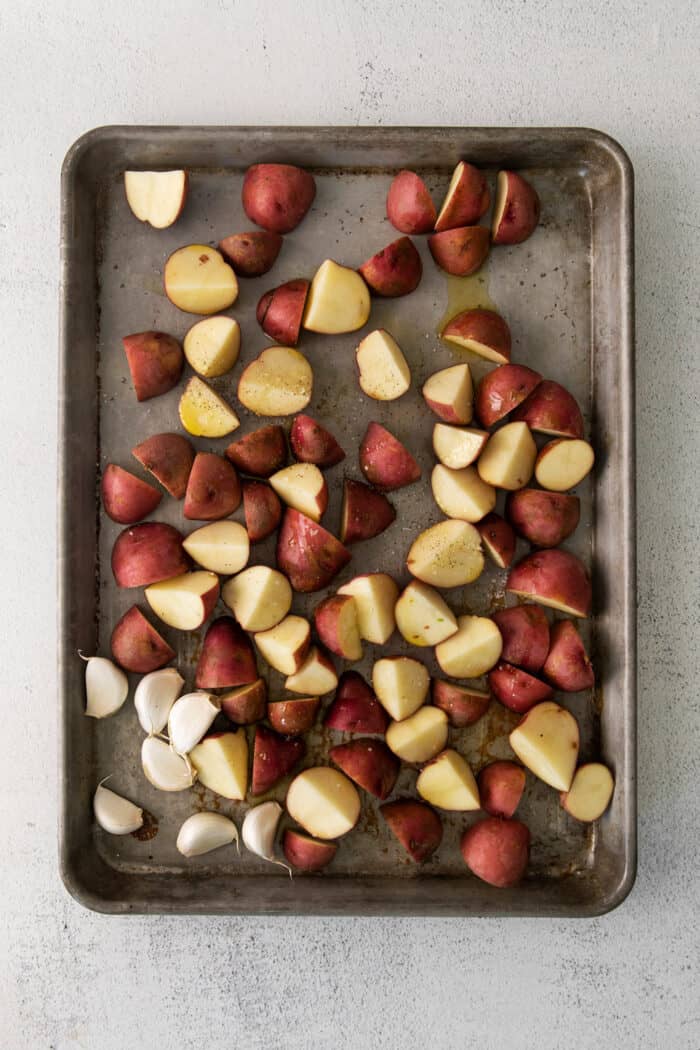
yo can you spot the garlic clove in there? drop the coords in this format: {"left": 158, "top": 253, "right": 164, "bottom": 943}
{"left": 167, "top": 692, "right": 221, "bottom": 755}
{"left": 93, "top": 782, "right": 144, "bottom": 834}
{"left": 134, "top": 667, "right": 185, "bottom": 735}
{"left": 241, "top": 801, "right": 291, "bottom": 875}
{"left": 141, "top": 736, "right": 196, "bottom": 791}
{"left": 80, "top": 652, "right": 128, "bottom": 718}
{"left": 176, "top": 812, "right": 239, "bottom": 857}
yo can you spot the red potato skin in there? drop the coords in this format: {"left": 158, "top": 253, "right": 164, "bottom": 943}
{"left": 341, "top": 479, "right": 396, "bottom": 544}
{"left": 111, "top": 523, "right": 189, "bottom": 588}
{"left": 290, "top": 415, "right": 345, "bottom": 467}
{"left": 475, "top": 364, "right": 542, "bottom": 427}
{"left": 478, "top": 762, "right": 526, "bottom": 819}
{"left": 132, "top": 432, "right": 195, "bottom": 500}
{"left": 492, "top": 171, "right": 540, "bottom": 246}
{"left": 242, "top": 480, "right": 282, "bottom": 542}
{"left": 242, "top": 164, "right": 316, "bottom": 234}
{"left": 195, "top": 617, "right": 258, "bottom": 689}
{"left": 381, "top": 799, "right": 443, "bottom": 863}
{"left": 218, "top": 230, "right": 282, "bottom": 277}
{"left": 101, "top": 464, "right": 162, "bottom": 525}
{"left": 386, "top": 170, "right": 436, "bottom": 235}
{"left": 282, "top": 829, "right": 337, "bottom": 872}
{"left": 110, "top": 605, "right": 175, "bottom": 673}
{"left": 324, "top": 671, "right": 389, "bottom": 734}
{"left": 488, "top": 661, "right": 554, "bottom": 714}
{"left": 122, "top": 331, "right": 183, "bottom": 401}
{"left": 511, "top": 380, "right": 584, "bottom": 438}
{"left": 251, "top": 724, "right": 305, "bottom": 795}
{"left": 226, "top": 425, "right": 287, "bottom": 478}
{"left": 330, "top": 738, "right": 400, "bottom": 800}
{"left": 358, "top": 236, "right": 423, "bottom": 297}
{"left": 506, "top": 549, "right": 592, "bottom": 618}
{"left": 267, "top": 697, "right": 320, "bottom": 734}
{"left": 220, "top": 678, "right": 267, "bottom": 725}
{"left": 359, "top": 422, "right": 421, "bottom": 492}
{"left": 492, "top": 604, "right": 550, "bottom": 673}
{"left": 460, "top": 817, "right": 530, "bottom": 887}
{"left": 506, "top": 488, "right": 581, "bottom": 548}
{"left": 543, "top": 619, "right": 595, "bottom": 692}
{"left": 428, "top": 226, "right": 490, "bottom": 277}
{"left": 184, "top": 452, "right": 241, "bottom": 521}
{"left": 314, "top": 595, "right": 359, "bottom": 659}
{"left": 441, "top": 309, "right": 512, "bottom": 364}
{"left": 277, "top": 509, "right": 351, "bottom": 592}
{"left": 477, "top": 513, "right": 517, "bottom": 569}
{"left": 431, "top": 679, "right": 490, "bottom": 727}
{"left": 256, "top": 279, "right": 310, "bottom": 346}
{"left": 435, "top": 162, "right": 490, "bottom": 231}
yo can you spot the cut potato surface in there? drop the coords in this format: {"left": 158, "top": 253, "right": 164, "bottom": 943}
{"left": 124, "top": 170, "right": 187, "bottom": 228}
{"left": 144, "top": 571, "right": 219, "bottom": 631}
{"left": 535, "top": 438, "right": 595, "bottom": 491}
{"left": 435, "top": 615, "right": 502, "bottom": 679}
{"left": 303, "top": 259, "right": 371, "bottom": 334}
{"left": 407, "top": 519, "right": 484, "bottom": 588}
{"left": 477, "top": 421, "right": 536, "bottom": 490}
{"left": 395, "top": 581, "right": 458, "bottom": 647}
{"left": 237, "top": 346, "right": 313, "bottom": 417}
{"left": 431, "top": 464, "right": 496, "bottom": 523}
{"left": 561, "top": 762, "right": 614, "bottom": 822}
{"left": 285, "top": 647, "right": 338, "bottom": 695}
{"left": 337, "top": 573, "right": 399, "bottom": 644}
{"left": 179, "top": 377, "right": 240, "bottom": 438}
{"left": 356, "top": 329, "right": 411, "bottom": 400}
{"left": 269, "top": 463, "right": 328, "bottom": 522}
{"left": 422, "top": 364, "right": 473, "bottom": 424}
{"left": 509, "top": 701, "right": 580, "bottom": 792}
{"left": 164, "top": 245, "right": 238, "bottom": 314}
{"left": 254, "top": 615, "right": 311, "bottom": 675}
{"left": 183, "top": 316, "right": 240, "bottom": 377}
{"left": 222, "top": 565, "right": 292, "bottom": 632}
{"left": 183, "top": 521, "right": 249, "bottom": 575}
{"left": 189, "top": 731, "right": 248, "bottom": 801}
{"left": 416, "top": 749, "right": 480, "bottom": 811}
{"left": 386, "top": 706, "right": 449, "bottom": 764}
{"left": 373, "top": 656, "right": 430, "bottom": 721}
{"left": 286, "top": 767, "right": 361, "bottom": 839}
{"left": 432, "top": 424, "right": 488, "bottom": 469}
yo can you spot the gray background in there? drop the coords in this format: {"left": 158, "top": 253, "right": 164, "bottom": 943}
{"left": 1, "top": 1, "right": 698, "bottom": 1047}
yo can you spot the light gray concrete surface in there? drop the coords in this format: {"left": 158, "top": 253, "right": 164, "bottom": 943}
{"left": 1, "top": 1, "right": 699, "bottom": 1047}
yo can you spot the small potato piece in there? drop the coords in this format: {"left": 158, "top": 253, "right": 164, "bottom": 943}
{"left": 122, "top": 331, "right": 183, "bottom": 401}
{"left": 242, "top": 481, "right": 282, "bottom": 543}
{"left": 435, "top": 161, "right": 490, "bottom": 231}
{"left": 220, "top": 678, "right": 267, "bottom": 725}
{"left": 286, "top": 767, "right": 361, "bottom": 839}
{"left": 386, "top": 706, "right": 449, "bottom": 764}
{"left": 492, "top": 170, "right": 540, "bottom": 245}
{"left": 144, "top": 571, "right": 220, "bottom": 631}
{"left": 226, "top": 425, "right": 287, "bottom": 478}
{"left": 337, "top": 573, "right": 399, "bottom": 644}
{"left": 428, "top": 226, "right": 490, "bottom": 276}
{"left": 101, "top": 464, "right": 162, "bottom": 524}
{"left": 440, "top": 308, "right": 511, "bottom": 364}
{"left": 285, "top": 647, "right": 338, "bottom": 696}
{"left": 290, "top": 415, "right": 345, "bottom": 467}
{"left": 432, "top": 424, "right": 488, "bottom": 469}
{"left": 189, "top": 731, "right": 248, "bottom": 801}
{"left": 358, "top": 237, "right": 422, "bottom": 298}
{"left": 511, "top": 380, "right": 584, "bottom": 439}
{"left": 276, "top": 509, "right": 351, "bottom": 593}
{"left": 460, "top": 817, "right": 530, "bottom": 887}
{"left": 373, "top": 656, "right": 430, "bottom": 721}
{"left": 535, "top": 438, "right": 595, "bottom": 491}
{"left": 407, "top": 519, "right": 484, "bottom": 589}
{"left": 251, "top": 725, "right": 305, "bottom": 795}
{"left": 179, "top": 377, "right": 240, "bottom": 438}
{"left": 314, "top": 595, "right": 363, "bottom": 661}
{"left": 435, "top": 615, "right": 502, "bottom": 679}
{"left": 356, "top": 329, "right": 411, "bottom": 400}
{"left": 386, "top": 170, "right": 436, "bottom": 235}
{"left": 132, "top": 432, "right": 195, "bottom": 499}
{"left": 477, "top": 422, "right": 536, "bottom": 491}
{"left": 475, "top": 363, "right": 541, "bottom": 427}
{"left": 381, "top": 799, "right": 443, "bottom": 862}
{"left": 478, "top": 761, "right": 526, "bottom": 818}
{"left": 218, "top": 230, "right": 282, "bottom": 277}
{"left": 476, "top": 512, "right": 517, "bottom": 569}
{"left": 359, "top": 422, "right": 421, "bottom": 491}
{"left": 237, "top": 346, "right": 313, "bottom": 417}
{"left": 422, "top": 364, "right": 473, "bottom": 425}
{"left": 111, "top": 522, "right": 188, "bottom": 588}
{"left": 431, "top": 464, "right": 496, "bottom": 523}
{"left": 324, "top": 671, "right": 389, "bottom": 734}
{"left": 492, "top": 604, "right": 550, "bottom": 673}
{"left": 183, "top": 316, "right": 240, "bottom": 377}
{"left": 164, "top": 245, "right": 238, "bottom": 314}
{"left": 340, "top": 479, "right": 396, "bottom": 545}
{"left": 416, "top": 749, "right": 480, "bottom": 811}
{"left": 561, "top": 763, "right": 614, "bottom": 822}
{"left": 184, "top": 452, "right": 241, "bottom": 521}
{"left": 267, "top": 697, "right": 320, "bottom": 735}
{"left": 110, "top": 605, "right": 175, "bottom": 673}
{"left": 330, "top": 738, "right": 400, "bottom": 799}
{"left": 254, "top": 615, "right": 311, "bottom": 675}
{"left": 395, "top": 580, "right": 458, "bottom": 647}
{"left": 507, "top": 549, "right": 592, "bottom": 618}
{"left": 543, "top": 619, "right": 594, "bottom": 692}
{"left": 431, "top": 680, "right": 490, "bottom": 727}
{"left": 183, "top": 521, "right": 249, "bottom": 575}
{"left": 195, "top": 616, "right": 257, "bottom": 689}
{"left": 222, "top": 565, "right": 292, "bottom": 632}
{"left": 124, "top": 170, "right": 188, "bottom": 228}
{"left": 488, "top": 662, "right": 553, "bottom": 714}
{"left": 509, "top": 700, "right": 580, "bottom": 791}
{"left": 257, "top": 279, "right": 310, "bottom": 347}
{"left": 303, "top": 259, "right": 371, "bottom": 334}
{"left": 506, "top": 488, "right": 581, "bottom": 548}
{"left": 269, "top": 463, "right": 328, "bottom": 522}
{"left": 283, "top": 829, "right": 337, "bottom": 872}
{"left": 242, "top": 163, "right": 316, "bottom": 234}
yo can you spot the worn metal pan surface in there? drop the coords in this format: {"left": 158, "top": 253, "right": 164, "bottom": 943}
{"left": 59, "top": 126, "right": 635, "bottom": 915}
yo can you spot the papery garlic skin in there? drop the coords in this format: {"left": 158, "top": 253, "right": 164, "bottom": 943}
{"left": 93, "top": 782, "right": 144, "bottom": 834}
{"left": 176, "top": 812, "right": 238, "bottom": 857}
{"left": 141, "top": 737, "right": 195, "bottom": 792}
{"left": 242, "top": 801, "right": 291, "bottom": 874}
{"left": 134, "top": 668, "right": 184, "bottom": 734}
{"left": 167, "top": 692, "right": 220, "bottom": 755}
{"left": 81, "top": 654, "right": 128, "bottom": 719}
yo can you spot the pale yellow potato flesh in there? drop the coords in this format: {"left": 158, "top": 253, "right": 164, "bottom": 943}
{"left": 337, "top": 573, "right": 399, "bottom": 644}
{"left": 356, "top": 329, "right": 411, "bottom": 400}
{"left": 285, "top": 647, "right": 338, "bottom": 695}
{"left": 269, "top": 463, "right": 327, "bottom": 522}
{"left": 237, "top": 346, "right": 313, "bottom": 416}
{"left": 394, "top": 580, "right": 458, "bottom": 646}
{"left": 189, "top": 731, "right": 248, "bottom": 801}
{"left": 144, "top": 572, "right": 218, "bottom": 631}
{"left": 124, "top": 170, "right": 187, "bottom": 228}
{"left": 179, "top": 376, "right": 240, "bottom": 438}
{"left": 386, "top": 706, "right": 449, "bottom": 764}
{"left": 286, "top": 767, "right": 361, "bottom": 839}
{"left": 372, "top": 656, "right": 430, "bottom": 720}
{"left": 254, "top": 615, "right": 311, "bottom": 676}
{"left": 509, "top": 701, "right": 580, "bottom": 792}
{"left": 422, "top": 363, "right": 473, "bottom": 423}
{"left": 183, "top": 315, "right": 241, "bottom": 377}
{"left": 477, "top": 421, "right": 537, "bottom": 490}
{"left": 164, "top": 244, "right": 238, "bottom": 314}
{"left": 435, "top": 614, "right": 503, "bottom": 678}
{"left": 416, "top": 749, "right": 480, "bottom": 811}
{"left": 222, "top": 566, "right": 292, "bottom": 632}
{"left": 535, "top": 438, "right": 595, "bottom": 492}
{"left": 183, "top": 521, "right": 249, "bottom": 575}
{"left": 431, "top": 464, "right": 496, "bottom": 523}
{"left": 432, "top": 423, "right": 488, "bottom": 469}
{"left": 303, "top": 259, "right": 371, "bottom": 334}
{"left": 561, "top": 762, "right": 614, "bottom": 821}
{"left": 407, "top": 519, "right": 484, "bottom": 588}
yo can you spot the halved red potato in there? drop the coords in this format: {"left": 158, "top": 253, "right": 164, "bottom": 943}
{"left": 492, "top": 604, "right": 550, "bottom": 673}
{"left": 132, "top": 432, "right": 195, "bottom": 499}
{"left": 340, "top": 480, "right": 396, "bottom": 545}
{"left": 358, "top": 237, "right": 422, "bottom": 297}
{"left": 372, "top": 656, "right": 430, "bottom": 721}
{"left": 330, "top": 737, "right": 400, "bottom": 799}
{"left": 124, "top": 170, "right": 188, "bottom": 228}
{"left": 242, "top": 481, "right": 282, "bottom": 543}
{"left": 440, "top": 308, "right": 511, "bottom": 364}
{"left": 289, "top": 415, "right": 345, "bottom": 468}
{"left": 381, "top": 799, "right": 443, "bottom": 862}
{"left": 507, "top": 549, "right": 592, "bottom": 617}
{"left": 226, "top": 425, "right": 287, "bottom": 478}
{"left": 477, "top": 422, "right": 537, "bottom": 490}
{"left": 359, "top": 422, "right": 421, "bottom": 491}
{"left": 386, "top": 170, "right": 436, "bottom": 234}
{"left": 183, "top": 520, "right": 249, "bottom": 575}
{"left": 183, "top": 452, "right": 241, "bottom": 521}
{"left": 460, "top": 817, "right": 530, "bottom": 887}
{"left": 416, "top": 748, "right": 480, "bottom": 811}
{"left": 183, "top": 315, "right": 240, "bottom": 377}
{"left": 267, "top": 697, "right": 320, "bottom": 735}
{"left": 110, "top": 605, "right": 175, "bottom": 673}
{"left": 101, "top": 464, "right": 162, "bottom": 524}
{"left": 220, "top": 678, "right": 267, "bottom": 725}
{"left": 428, "top": 226, "right": 490, "bottom": 276}
{"left": 314, "top": 595, "right": 363, "bottom": 661}
{"left": 509, "top": 701, "right": 580, "bottom": 791}
{"left": 269, "top": 463, "right": 328, "bottom": 523}
{"left": 303, "top": 259, "right": 371, "bottom": 334}
{"left": 560, "top": 763, "right": 614, "bottom": 822}
{"left": 431, "top": 679, "right": 490, "bottom": 727}
{"left": 356, "top": 329, "right": 411, "bottom": 400}
{"left": 222, "top": 565, "right": 292, "bottom": 632}
{"left": 492, "top": 170, "right": 540, "bottom": 245}
{"left": 511, "top": 380, "right": 584, "bottom": 438}
{"left": 432, "top": 424, "right": 487, "bottom": 468}
{"left": 407, "top": 519, "right": 484, "bottom": 588}
{"left": 535, "top": 438, "right": 595, "bottom": 491}
{"left": 251, "top": 725, "right": 305, "bottom": 795}
{"left": 435, "top": 161, "right": 490, "bottom": 231}
{"left": 394, "top": 580, "right": 458, "bottom": 647}
{"left": 164, "top": 245, "right": 238, "bottom": 314}
{"left": 543, "top": 619, "right": 594, "bottom": 691}
{"left": 478, "top": 761, "right": 526, "bottom": 818}
{"left": 386, "top": 706, "right": 449, "bottom": 764}
{"left": 144, "top": 571, "right": 220, "bottom": 631}
{"left": 282, "top": 829, "right": 337, "bottom": 872}
{"left": 195, "top": 616, "right": 257, "bottom": 689}
{"left": 122, "top": 331, "right": 183, "bottom": 401}
{"left": 324, "top": 671, "right": 389, "bottom": 734}
{"left": 475, "top": 363, "right": 541, "bottom": 427}
{"left": 276, "top": 509, "right": 351, "bottom": 592}
{"left": 218, "top": 230, "right": 282, "bottom": 277}
{"left": 506, "top": 488, "right": 580, "bottom": 548}
{"left": 286, "top": 767, "right": 360, "bottom": 840}
{"left": 285, "top": 646, "right": 338, "bottom": 696}
{"left": 488, "top": 661, "right": 554, "bottom": 714}
{"left": 242, "top": 163, "right": 316, "bottom": 233}
{"left": 111, "top": 523, "right": 188, "bottom": 588}
{"left": 178, "top": 377, "right": 240, "bottom": 438}
{"left": 256, "top": 279, "right": 310, "bottom": 346}
{"left": 476, "top": 512, "right": 516, "bottom": 568}
{"left": 431, "top": 464, "right": 496, "bottom": 523}
{"left": 337, "top": 573, "right": 399, "bottom": 644}
{"left": 254, "top": 614, "right": 311, "bottom": 675}
{"left": 435, "top": 614, "right": 502, "bottom": 679}
{"left": 422, "top": 364, "right": 473, "bottom": 424}
{"left": 237, "top": 347, "right": 313, "bottom": 417}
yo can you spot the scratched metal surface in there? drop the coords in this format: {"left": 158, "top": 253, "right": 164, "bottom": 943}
{"left": 59, "top": 127, "right": 635, "bottom": 914}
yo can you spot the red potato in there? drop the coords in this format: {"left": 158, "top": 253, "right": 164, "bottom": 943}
{"left": 507, "top": 549, "right": 592, "bottom": 617}
{"left": 386, "top": 170, "right": 436, "bottom": 234}
{"left": 506, "top": 488, "right": 580, "bottom": 548}
{"left": 124, "top": 170, "right": 188, "bottom": 228}
{"left": 314, "top": 595, "right": 362, "bottom": 661}
{"left": 340, "top": 479, "right": 396, "bottom": 545}
{"left": 460, "top": 817, "right": 530, "bottom": 887}
{"left": 511, "top": 380, "right": 584, "bottom": 438}
{"left": 251, "top": 724, "right": 305, "bottom": 795}
{"left": 428, "top": 225, "right": 490, "bottom": 276}
{"left": 145, "top": 571, "right": 220, "bottom": 631}
{"left": 257, "top": 279, "right": 310, "bottom": 346}
{"left": 112, "top": 523, "right": 188, "bottom": 588}
{"left": 255, "top": 615, "right": 311, "bottom": 675}
{"left": 226, "top": 425, "right": 287, "bottom": 478}
{"left": 184, "top": 452, "right": 241, "bottom": 521}
{"left": 276, "top": 509, "right": 351, "bottom": 592}
{"left": 164, "top": 245, "right": 238, "bottom": 315}
{"left": 381, "top": 799, "right": 443, "bottom": 863}
{"left": 492, "top": 604, "right": 550, "bottom": 673}
{"left": 122, "top": 331, "right": 183, "bottom": 401}
{"left": 432, "top": 424, "right": 488, "bottom": 469}
{"left": 359, "top": 422, "right": 421, "bottom": 491}
{"left": 285, "top": 646, "right": 338, "bottom": 696}
{"left": 543, "top": 619, "right": 595, "bottom": 691}
{"left": 290, "top": 415, "right": 345, "bottom": 467}
{"left": 476, "top": 513, "right": 517, "bottom": 569}
{"left": 440, "top": 308, "right": 512, "bottom": 364}
{"left": 195, "top": 617, "right": 258, "bottom": 689}
{"left": 492, "top": 170, "right": 540, "bottom": 245}
{"left": 475, "top": 364, "right": 542, "bottom": 427}
{"left": 560, "top": 763, "right": 614, "bottom": 822}
{"left": 356, "top": 329, "right": 411, "bottom": 401}
{"left": 282, "top": 829, "right": 337, "bottom": 872}
{"left": 358, "top": 236, "right": 422, "bottom": 297}
{"left": 218, "top": 230, "right": 282, "bottom": 277}
{"left": 101, "top": 464, "right": 162, "bottom": 524}
{"left": 535, "top": 438, "right": 595, "bottom": 492}
{"left": 478, "top": 762, "right": 526, "bottom": 819}
{"left": 431, "top": 679, "right": 490, "bottom": 728}
{"left": 242, "top": 480, "right": 282, "bottom": 543}
{"left": 488, "top": 661, "right": 554, "bottom": 714}
{"left": 220, "top": 678, "right": 267, "bottom": 725}
{"left": 422, "top": 364, "right": 473, "bottom": 425}
{"left": 267, "top": 697, "right": 320, "bottom": 735}
{"left": 242, "top": 163, "right": 316, "bottom": 234}
{"left": 110, "top": 605, "right": 175, "bottom": 673}
{"left": 477, "top": 421, "right": 537, "bottom": 491}
{"left": 324, "top": 671, "right": 389, "bottom": 734}
{"left": 132, "top": 432, "right": 195, "bottom": 499}
{"left": 435, "top": 161, "right": 490, "bottom": 231}
{"left": 330, "top": 738, "right": 400, "bottom": 800}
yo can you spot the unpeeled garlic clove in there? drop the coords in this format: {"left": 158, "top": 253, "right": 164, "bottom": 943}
{"left": 176, "top": 812, "right": 239, "bottom": 857}
{"left": 242, "top": 801, "right": 291, "bottom": 875}
{"left": 93, "top": 781, "right": 144, "bottom": 834}
{"left": 134, "top": 667, "right": 184, "bottom": 735}
{"left": 167, "top": 692, "right": 220, "bottom": 755}
{"left": 80, "top": 652, "right": 128, "bottom": 718}
{"left": 141, "top": 736, "right": 195, "bottom": 791}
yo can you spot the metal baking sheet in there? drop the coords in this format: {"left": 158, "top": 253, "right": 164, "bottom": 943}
{"left": 58, "top": 126, "right": 635, "bottom": 916}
